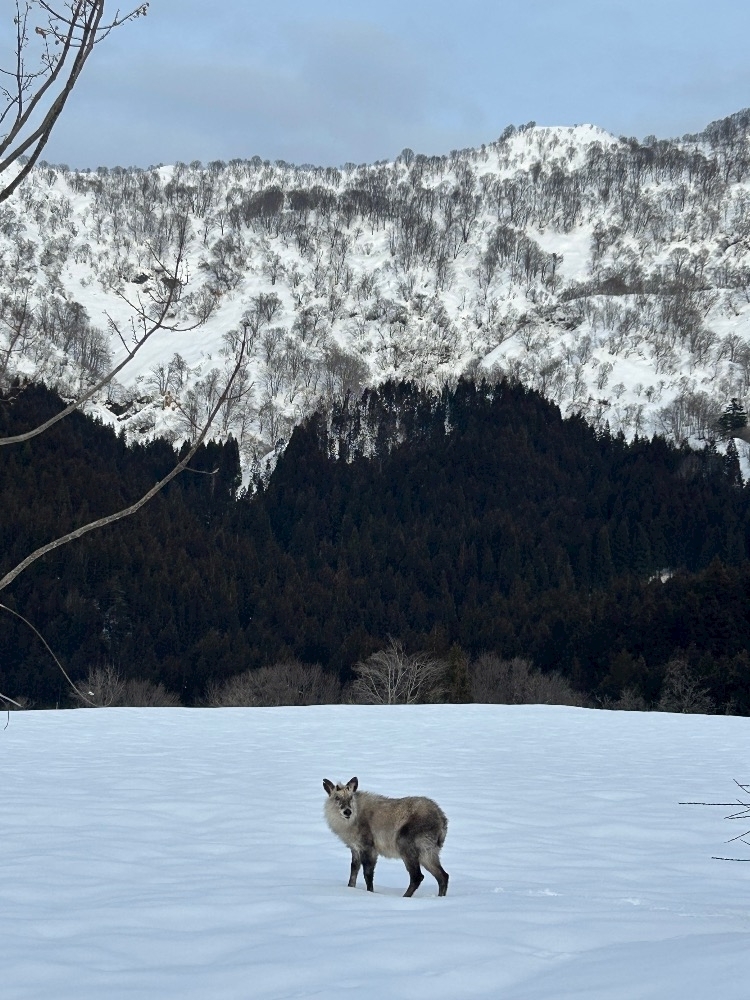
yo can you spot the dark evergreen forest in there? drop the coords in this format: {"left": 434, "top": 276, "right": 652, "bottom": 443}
{"left": 2, "top": 380, "right": 750, "bottom": 711}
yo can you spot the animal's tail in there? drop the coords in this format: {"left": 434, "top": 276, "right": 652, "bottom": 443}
{"left": 436, "top": 809, "right": 448, "bottom": 849}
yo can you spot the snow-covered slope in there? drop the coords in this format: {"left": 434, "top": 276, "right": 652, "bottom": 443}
{"left": 2, "top": 704, "right": 748, "bottom": 999}
{"left": 3, "top": 111, "right": 750, "bottom": 473}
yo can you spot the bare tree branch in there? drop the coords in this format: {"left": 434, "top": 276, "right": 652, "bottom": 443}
{"left": 0, "top": 1, "right": 149, "bottom": 203}
{"left": 0, "top": 688, "right": 24, "bottom": 709}
{"left": 0, "top": 1, "right": 250, "bottom": 713}
{"left": 0, "top": 213, "right": 214, "bottom": 446}
{"left": 0, "top": 329, "right": 248, "bottom": 594}
{"left": 681, "top": 780, "right": 750, "bottom": 861}
{"left": 0, "top": 600, "right": 96, "bottom": 705}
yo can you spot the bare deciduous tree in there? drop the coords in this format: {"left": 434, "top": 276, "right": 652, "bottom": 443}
{"left": 70, "top": 663, "right": 123, "bottom": 706}
{"left": 350, "top": 639, "right": 444, "bottom": 705}
{"left": 1, "top": 3, "right": 222, "bottom": 712}
{"left": 657, "top": 658, "right": 714, "bottom": 714}
{"left": 0, "top": 287, "right": 35, "bottom": 385}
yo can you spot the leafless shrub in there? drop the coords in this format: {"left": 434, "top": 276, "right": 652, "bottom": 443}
{"left": 657, "top": 658, "right": 714, "bottom": 714}
{"left": 470, "top": 653, "right": 588, "bottom": 706}
{"left": 350, "top": 639, "right": 445, "bottom": 705}
{"left": 71, "top": 665, "right": 181, "bottom": 707}
{"left": 609, "top": 687, "right": 649, "bottom": 711}
{"left": 71, "top": 664, "right": 124, "bottom": 707}
{"left": 119, "top": 679, "right": 182, "bottom": 707}
{"left": 205, "top": 659, "right": 341, "bottom": 707}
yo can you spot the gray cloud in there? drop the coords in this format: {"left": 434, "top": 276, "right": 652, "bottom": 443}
{"left": 34, "top": 0, "right": 750, "bottom": 169}
{"left": 44, "top": 14, "right": 485, "bottom": 167}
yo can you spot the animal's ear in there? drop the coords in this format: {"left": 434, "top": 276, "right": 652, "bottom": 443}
{"left": 346, "top": 777, "right": 358, "bottom": 792}
{"left": 323, "top": 779, "right": 335, "bottom": 796}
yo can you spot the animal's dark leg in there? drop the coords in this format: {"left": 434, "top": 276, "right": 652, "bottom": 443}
{"left": 348, "top": 850, "right": 361, "bottom": 888}
{"left": 361, "top": 850, "right": 377, "bottom": 892}
{"left": 397, "top": 823, "right": 425, "bottom": 897}
{"left": 422, "top": 853, "right": 449, "bottom": 896}
{"left": 401, "top": 850, "right": 425, "bottom": 897}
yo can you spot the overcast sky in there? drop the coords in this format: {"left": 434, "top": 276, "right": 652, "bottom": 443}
{"left": 34, "top": 0, "right": 750, "bottom": 169}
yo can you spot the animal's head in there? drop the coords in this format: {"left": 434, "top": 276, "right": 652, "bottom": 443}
{"left": 323, "top": 777, "right": 358, "bottom": 822}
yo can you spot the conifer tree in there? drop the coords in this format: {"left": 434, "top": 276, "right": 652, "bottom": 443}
{"left": 723, "top": 438, "right": 743, "bottom": 487}
{"left": 718, "top": 399, "right": 748, "bottom": 437}
{"left": 445, "top": 644, "right": 471, "bottom": 703}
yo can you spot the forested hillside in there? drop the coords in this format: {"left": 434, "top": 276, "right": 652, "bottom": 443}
{"left": 2, "top": 380, "right": 750, "bottom": 712}
{"left": 4, "top": 110, "right": 750, "bottom": 469}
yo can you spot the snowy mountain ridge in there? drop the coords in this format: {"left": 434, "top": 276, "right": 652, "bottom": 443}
{"left": 3, "top": 109, "right": 750, "bottom": 473}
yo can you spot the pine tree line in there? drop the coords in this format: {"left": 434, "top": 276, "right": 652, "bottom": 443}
{"left": 2, "top": 379, "right": 750, "bottom": 712}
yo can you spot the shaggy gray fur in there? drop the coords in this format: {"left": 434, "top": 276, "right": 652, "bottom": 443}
{"left": 323, "top": 777, "right": 449, "bottom": 897}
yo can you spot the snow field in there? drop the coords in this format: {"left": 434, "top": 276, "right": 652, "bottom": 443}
{"left": 1, "top": 704, "right": 748, "bottom": 999}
